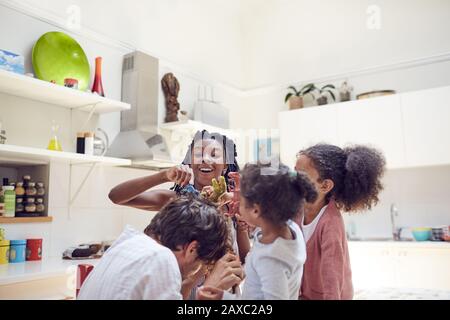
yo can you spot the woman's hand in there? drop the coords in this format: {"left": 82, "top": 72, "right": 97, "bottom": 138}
{"left": 204, "top": 253, "right": 244, "bottom": 291}
{"left": 196, "top": 286, "right": 224, "bottom": 300}
{"left": 165, "top": 165, "right": 192, "bottom": 187}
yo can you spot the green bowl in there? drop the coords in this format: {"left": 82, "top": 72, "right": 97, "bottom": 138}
{"left": 32, "top": 31, "right": 90, "bottom": 91}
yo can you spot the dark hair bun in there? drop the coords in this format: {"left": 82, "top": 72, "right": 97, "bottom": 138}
{"left": 342, "top": 145, "right": 386, "bottom": 211}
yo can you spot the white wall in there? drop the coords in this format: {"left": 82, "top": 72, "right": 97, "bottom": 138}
{"left": 240, "top": 0, "right": 450, "bottom": 90}
{"left": 3, "top": 0, "right": 245, "bottom": 89}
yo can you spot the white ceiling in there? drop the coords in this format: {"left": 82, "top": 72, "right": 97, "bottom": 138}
{"left": 13, "top": 0, "right": 450, "bottom": 90}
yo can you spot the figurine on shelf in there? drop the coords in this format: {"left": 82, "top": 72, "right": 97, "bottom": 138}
{"left": 339, "top": 80, "right": 354, "bottom": 102}
{"left": 161, "top": 73, "right": 180, "bottom": 123}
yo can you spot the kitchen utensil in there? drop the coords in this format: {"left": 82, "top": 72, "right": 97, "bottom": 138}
{"left": 9, "top": 240, "right": 26, "bottom": 263}
{"left": 93, "top": 128, "right": 109, "bottom": 156}
{"left": 356, "top": 90, "right": 396, "bottom": 100}
{"left": 47, "top": 121, "right": 63, "bottom": 151}
{"left": 443, "top": 226, "right": 450, "bottom": 241}
{"left": 32, "top": 32, "right": 90, "bottom": 91}
{"left": 412, "top": 227, "right": 431, "bottom": 241}
{"left": 431, "top": 227, "right": 444, "bottom": 241}
{"left": 64, "top": 78, "right": 78, "bottom": 89}
{"left": 26, "top": 239, "right": 42, "bottom": 261}
{"left": 0, "top": 240, "right": 10, "bottom": 265}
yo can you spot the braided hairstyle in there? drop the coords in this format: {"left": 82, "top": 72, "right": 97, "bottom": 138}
{"left": 298, "top": 144, "right": 386, "bottom": 212}
{"left": 173, "top": 130, "right": 240, "bottom": 194}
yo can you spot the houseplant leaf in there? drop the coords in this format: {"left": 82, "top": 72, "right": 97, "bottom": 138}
{"left": 285, "top": 92, "right": 294, "bottom": 103}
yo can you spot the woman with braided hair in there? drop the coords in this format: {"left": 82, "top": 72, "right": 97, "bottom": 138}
{"left": 108, "top": 130, "right": 249, "bottom": 298}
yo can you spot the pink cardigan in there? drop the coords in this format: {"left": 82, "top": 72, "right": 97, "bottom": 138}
{"left": 300, "top": 200, "right": 354, "bottom": 300}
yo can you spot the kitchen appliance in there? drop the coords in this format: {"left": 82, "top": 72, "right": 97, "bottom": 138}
{"left": 106, "top": 51, "right": 173, "bottom": 169}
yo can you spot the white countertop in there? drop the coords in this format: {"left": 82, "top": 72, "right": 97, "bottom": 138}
{"left": 0, "top": 257, "right": 100, "bottom": 285}
{"left": 348, "top": 240, "right": 450, "bottom": 249}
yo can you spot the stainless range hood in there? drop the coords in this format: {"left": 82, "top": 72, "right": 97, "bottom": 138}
{"left": 106, "top": 51, "right": 175, "bottom": 169}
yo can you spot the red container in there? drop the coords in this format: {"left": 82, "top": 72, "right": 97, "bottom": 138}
{"left": 26, "top": 239, "right": 42, "bottom": 261}
{"left": 76, "top": 264, "right": 94, "bottom": 297}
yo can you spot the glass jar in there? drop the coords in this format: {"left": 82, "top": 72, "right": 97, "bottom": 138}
{"left": 15, "top": 182, "right": 25, "bottom": 197}
{"left": 23, "top": 175, "right": 31, "bottom": 188}
{"left": 26, "top": 182, "right": 37, "bottom": 196}
{"left": 36, "top": 182, "right": 45, "bottom": 196}
{"left": 25, "top": 202, "right": 36, "bottom": 213}
{"left": 36, "top": 198, "right": 45, "bottom": 214}
{"left": 15, "top": 204, "right": 24, "bottom": 213}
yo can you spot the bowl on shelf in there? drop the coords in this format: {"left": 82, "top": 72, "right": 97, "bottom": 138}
{"left": 430, "top": 226, "right": 446, "bottom": 241}
{"left": 411, "top": 227, "right": 431, "bottom": 241}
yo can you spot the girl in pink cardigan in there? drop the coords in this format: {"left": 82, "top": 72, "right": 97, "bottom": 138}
{"left": 295, "top": 144, "right": 386, "bottom": 300}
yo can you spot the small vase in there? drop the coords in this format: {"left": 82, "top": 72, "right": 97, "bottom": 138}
{"left": 91, "top": 57, "right": 105, "bottom": 97}
{"left": 317, "top": 96, "right": 328, "bottom": 105}
{"left": 288, "top": 96, "right": 303, "bottom": 110}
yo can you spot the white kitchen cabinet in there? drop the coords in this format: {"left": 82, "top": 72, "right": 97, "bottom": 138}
{"left": 348, "top": 242, "right": 450, "bottom": 291}
{"left": 401, "top": 86, "right": 450, "bottom": 167}
{"left": 337, "top": 95, "right": 405, "bottom": 168}
{"left": 349, "top": 244, "right": 396, "bottom": 288}
{"left": 394, "top": 247, "right": 450, "bottom": 290}
{"left": 279, "top": 105, "right": 339, "bottom": 169}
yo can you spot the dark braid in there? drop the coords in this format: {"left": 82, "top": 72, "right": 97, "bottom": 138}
{"left": 173, "top": 130, "right": 240, "bottom": 194}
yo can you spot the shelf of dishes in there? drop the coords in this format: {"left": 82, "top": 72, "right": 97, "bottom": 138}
{"left": 0, "top": 69, "right": 130, "bottom": 114}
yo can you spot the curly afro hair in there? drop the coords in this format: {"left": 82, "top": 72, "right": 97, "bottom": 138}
{"left": 298, "top": 144, "right": 386, "bottom": 212}
{"left": 240, "top": 162, "right": 318, "bottom": 226}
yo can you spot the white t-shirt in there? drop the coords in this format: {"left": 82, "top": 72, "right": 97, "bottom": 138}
{"left": 224, "top": 220, "right": 307, "bottom": 300}
{"left": 77, "top": 225, "right": 183, "bottom": 300}
{"left": 301, "top": 205, "right": 328, "bottom": 243}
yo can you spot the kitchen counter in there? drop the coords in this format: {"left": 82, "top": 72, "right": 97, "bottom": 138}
{"left": 348, "top": 240, "right": 450, "bottom": 249}
{"left": 354, "top": 287, "right": 450, "bottom": 300}
{"left": 0, "top": 257, "right": 100, "bottom": 286}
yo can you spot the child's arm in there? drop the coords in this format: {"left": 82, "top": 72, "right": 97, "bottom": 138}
{"left": 319, "top": 226, "right": 347, "bottom": 300}
{"left": 236, "top": 220, "right": 251, "bottom": 264}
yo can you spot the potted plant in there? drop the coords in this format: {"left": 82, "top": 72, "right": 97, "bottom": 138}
{"left": 316, "top": 84, "right": 336, "bottom": 105}
{"left": 285, "top": 83, "right": 317, "bottom": 110}
{"left": 339, "top": 81, "right": 353, "bottom": 102}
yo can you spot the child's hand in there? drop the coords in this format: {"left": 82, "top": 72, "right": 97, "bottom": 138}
{"left": 196, "top": 286, "right": 224, "bottom": 300}
{"left": 235, "top": 214, "right": 249, "bottom": 232}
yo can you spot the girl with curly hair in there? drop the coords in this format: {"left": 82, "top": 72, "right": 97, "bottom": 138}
{"left": 198, "top": 162, "right": 318, "bottom": 300}
{"left": 295, "top": 144, "right": 386, "bottom": 300}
